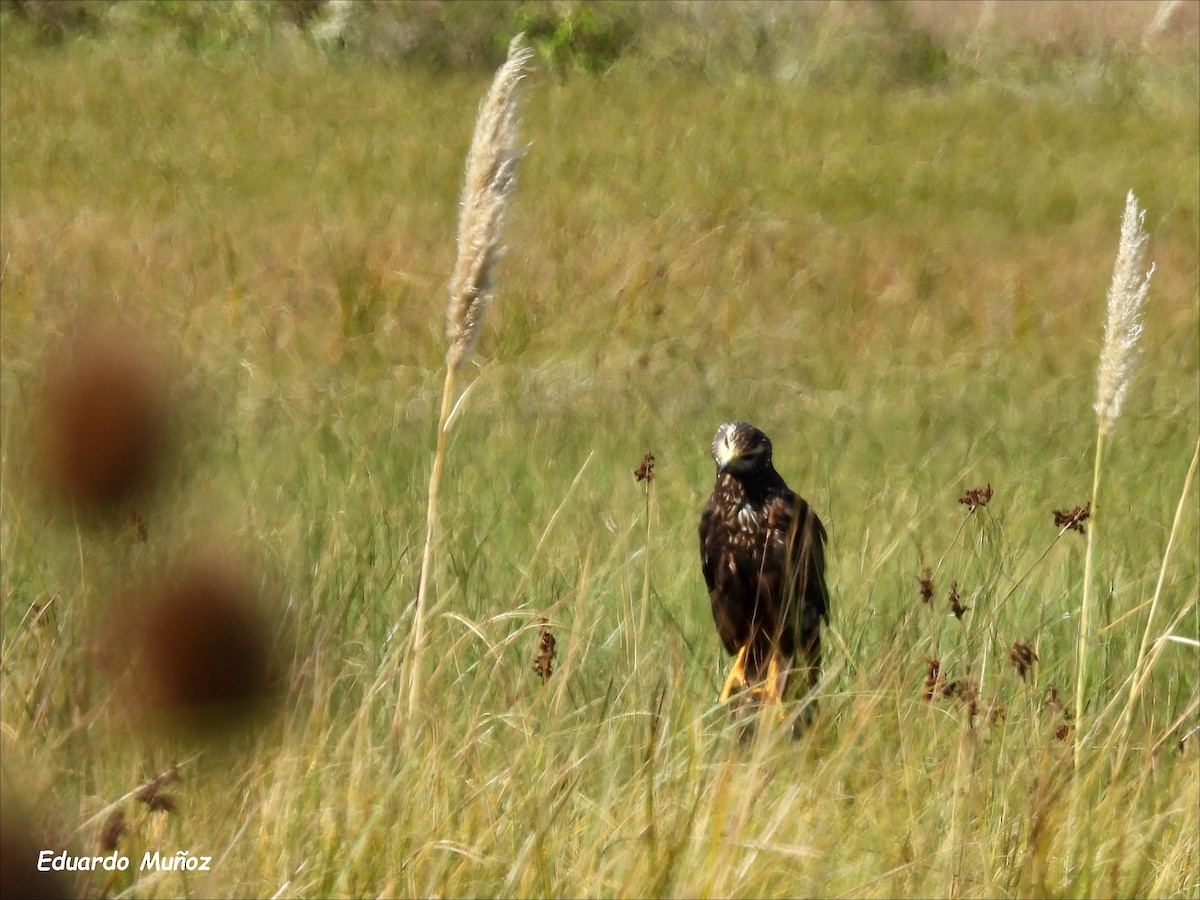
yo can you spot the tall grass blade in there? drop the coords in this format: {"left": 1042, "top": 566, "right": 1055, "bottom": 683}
{"left": 1115, "top": 437, "right": 1200, "bottom": 764}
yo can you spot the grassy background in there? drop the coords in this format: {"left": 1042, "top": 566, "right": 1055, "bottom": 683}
{"left": 1, "top": 2, "right": 1198, "bottom": 897}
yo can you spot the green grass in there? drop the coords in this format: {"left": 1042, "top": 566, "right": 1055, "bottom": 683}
{"left": 2, "top": 24, "right": 1198, "bottom": 900}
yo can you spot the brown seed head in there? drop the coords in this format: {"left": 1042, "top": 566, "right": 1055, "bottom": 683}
{"left": 634, "top": 451, "right": 655, "bottom": 484}
{"left": 958, "top": 483, "right": 993, "bottom": 511}
{"left": 1053, "top": 503, "right": 1091, "bottom": 534}
{"left": 1045, "top": 685, "right": 1073, "bottom": 719}
{"left": 534, "top": 617, "right": 556, "bottom": 684}
{"left": 945, "top": 678, "right": 980, "bottom": 718}
{"left": 948, "top": 581, "right": 970, "bottom": 620}
{"left": 917, "top": 568, "right": 934, "bottom": 604}
{"left": 1009, "top": 641, "right": 1038, "bottom": 680}
{"left": 135, "top": 767, "right": 181, "bottom": 814}
{"left": 99, "top": 809, "right": 126, "bottom": 853}
{"left": 922, "top": 658, "right": 943, "bottom": 701}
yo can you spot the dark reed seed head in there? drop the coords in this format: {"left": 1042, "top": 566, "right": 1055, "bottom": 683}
{"left": 1045, "top": 685, "right": 1073, "bottom": 720}
{"left": 922, "top": 659, "right": 982, "bottom": 719}
{"left": 634, "top": 451, "right": 655, "bottom": 483}
{"left": 958, "top": 483, "right": 993, "bottom": 510}
{"left": 1009, "top": 641, "right": 1038, "bottom": 680}
{"left": 136, "top": 767, "right": 181, "bottom": 813}
{"left": 948, "top": 581, "right": 970, "bottom": 620}
{"left": 922, "top": 658, "right": 942, "bottom": 701}
{"left": 99, "top": 810, "right": 126, "bottom": 852}
{"left": 942, "top": 678, "right": 981, "bottom": 718}
{"left": 1053, "top": 503, "right": 1091, "bottom": 533}
{"left": 534, "top": 617, "right": 556, "bottom": 684}
{"left": 917, "top": 568, "right": 934, "bottom": 603}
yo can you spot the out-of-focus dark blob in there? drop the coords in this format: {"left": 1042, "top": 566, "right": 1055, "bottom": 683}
{"left": 39, "top": 325, "right": 172, "bottom": 518}
{"left": 0, "top": 806, "right": 76, "bottom": 900}
{"left": 125, "top": 556, "right": 286, "bottom": 739}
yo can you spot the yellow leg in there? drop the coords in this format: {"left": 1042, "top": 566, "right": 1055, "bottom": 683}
{"left": 771, "top": 653, "right": 793, "bottom": 705}
{"left": 746, "top": 651, "right": 794, "bottom": 730}
{"left": 748, "top": 652, "right": 774, "bottom": 706}
{"left": 719, "top": 644, "right": 749, "bottom": 703}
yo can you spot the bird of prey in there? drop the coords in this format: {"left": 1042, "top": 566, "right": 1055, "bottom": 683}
{"left": 699, "top": 421, "right": 830, "bottom": 735}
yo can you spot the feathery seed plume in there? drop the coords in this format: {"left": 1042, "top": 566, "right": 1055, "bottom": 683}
{"left": 446, "top": 35, "right": 533, "bottom": 370}
{"left": 1095, "top": 191, "right": 1154, "bottom": 436}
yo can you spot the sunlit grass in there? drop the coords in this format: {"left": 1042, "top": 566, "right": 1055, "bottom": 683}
{"left": 1, "top": 25, "right": 1197, "bottom": 900}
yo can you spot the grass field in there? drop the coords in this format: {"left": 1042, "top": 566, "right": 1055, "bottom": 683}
{"left": 1, "top": 3, "right": 1198, "bottom": 898}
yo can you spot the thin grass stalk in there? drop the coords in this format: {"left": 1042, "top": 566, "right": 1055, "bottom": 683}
{"left": 638, "top": 462, "right": 654, "bottom": 671}
{"left": 1113, "top": 438, "right": 1200, "bottom": 769}
{"left": 1074, "top": 430, "right": 1106, "bottom": 745}
{"left": 405, "top": 365, "right": 457, "bottom": 721}
{"left": 402, "top": 36, "right": 531, "bottom": 726}
{"left": 1128, "top": 436, "right": 1199, "bottom": 699}
{"left": 1101, "top": 592, "right": 1198, "bottom": 758}
{"left": 503, "top": 449, "right": 596, "bottom": 611}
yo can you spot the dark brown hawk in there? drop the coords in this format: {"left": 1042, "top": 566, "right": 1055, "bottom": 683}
{"left": 699, "top": 422, "right": 830, "bottom": 733}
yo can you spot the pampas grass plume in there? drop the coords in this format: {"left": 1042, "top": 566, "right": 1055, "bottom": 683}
{"left": 402, "top": 36, "right": 532, "bottom": 728}
{"left": 1094, "top": 191, "right": 1155, "bottom": 437}
{"left": 446, "top": 35, "right": 533, "bottom": 371}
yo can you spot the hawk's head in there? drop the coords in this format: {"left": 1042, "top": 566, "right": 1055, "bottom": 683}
{"left": 711, "top": 422, "right": 773, "bottom": 476}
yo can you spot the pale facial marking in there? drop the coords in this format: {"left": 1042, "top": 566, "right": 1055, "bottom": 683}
{"left": 711, "top": 421, "right": 768, "bottom": 471}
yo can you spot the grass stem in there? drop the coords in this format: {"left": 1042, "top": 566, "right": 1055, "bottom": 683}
{"left": 1075, "top": 429, "right": 1105, "bottom": 757}
{"left": 1112, "top": 437, "right": 1200, "bottom": 769}
{"left": 404, "top": 364, "right": 457, "bottom": 724}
